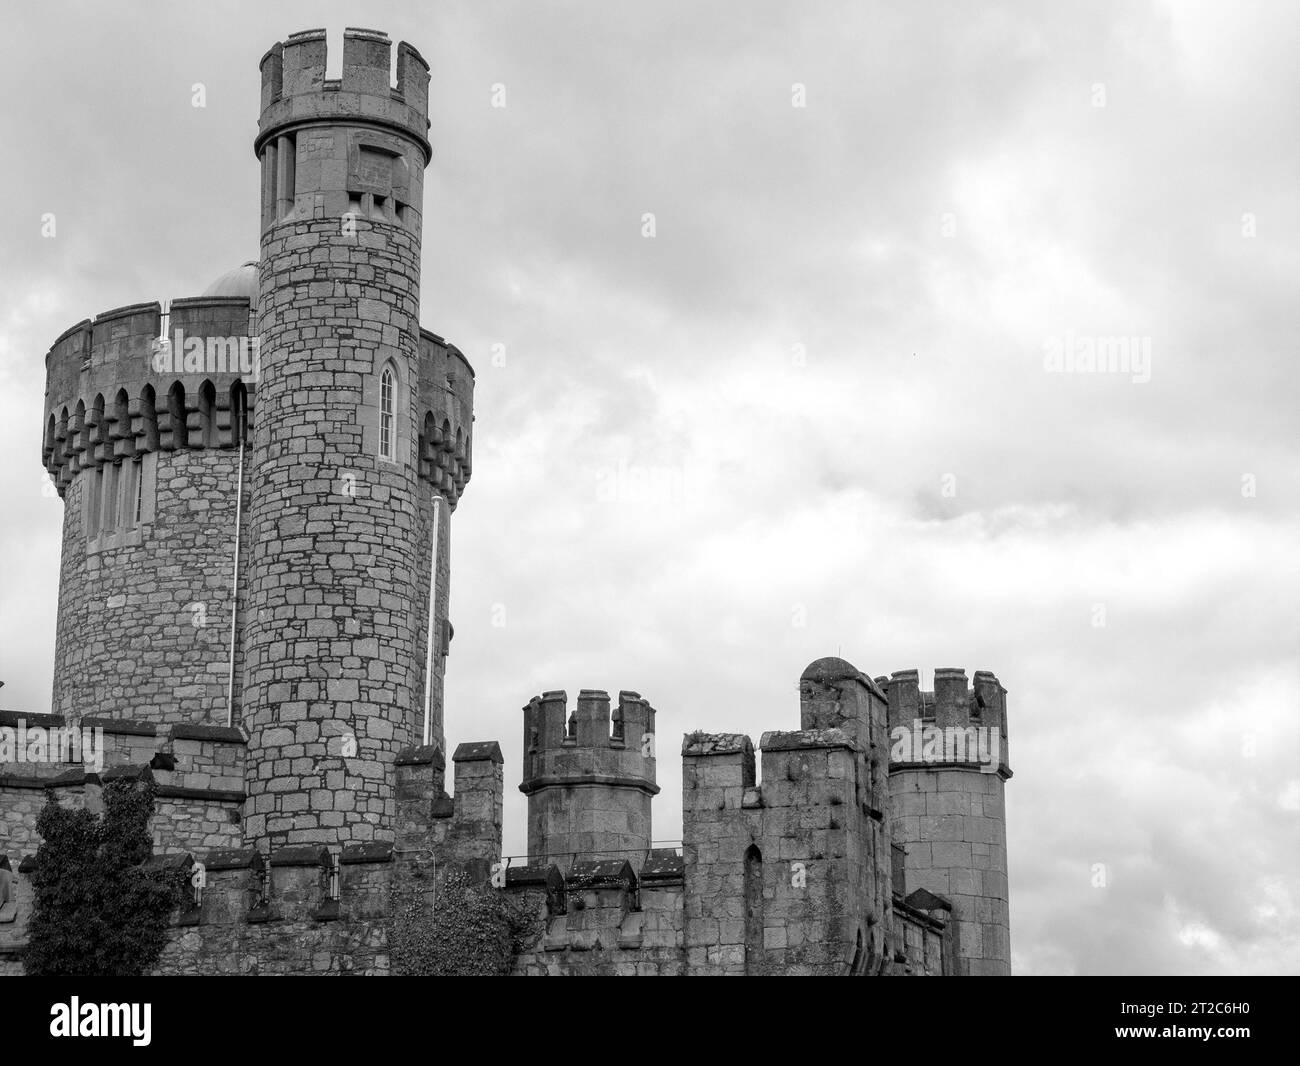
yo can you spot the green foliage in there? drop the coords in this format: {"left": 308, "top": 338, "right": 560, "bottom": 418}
{"left": 391, "top": 870, "right": 544, "bottom": 976}
{"left": 23, "top": 778, "right": 186, "bottom": 976}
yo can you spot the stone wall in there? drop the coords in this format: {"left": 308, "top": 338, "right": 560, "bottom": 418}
{"left": 0, "top": 710, "right": 68, "bottom": 855}
{"left": 676, "top": 662, "right": 897, "bottom": 976}
{"left": 0, "top": 715, "right": 247, "bottom": 860}
{"left": 0, "top": 731, "right": 505, "bottom": 976}
{"left": 154, "top": 846, "right": 393, "bottom": 975}
{"left": 243, "top": 211, "right": 425, "bottom": 849}
{"left": 53, "top": 443, "right": 247, "bottom": 726}
{"left": 890, "top": 893, "right": 949, "bottom": 976}
{"left": 509, "top": 858, "right": 686, "bottom": 975}
{"left": 0, "top": 854, "right": 34, "bottom": 975}
{"left": 505, "top": 847, "right": 948, "bottom": 976}
{"left": 0, "top": 708, "right": 958, "bottom": 976}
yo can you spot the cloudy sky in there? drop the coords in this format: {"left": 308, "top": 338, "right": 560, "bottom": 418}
{"left": 1, "top": 1, "right": 1297, "bottom": 975}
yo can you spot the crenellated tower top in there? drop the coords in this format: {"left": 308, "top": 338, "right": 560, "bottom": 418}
{"left": 255, "top": 28, "right": 432, "bottom": 234}
{"left": 881, "top": 668, "right": 1011, "bottom": 778}
{"left": 520, "top": 690, "right": 659, "bottom": 866}
{"left": 256, "top": 28, "right": 430, "bottom": 158}
{"left": 521, "top": 690, "right": 658, "bottom": 795}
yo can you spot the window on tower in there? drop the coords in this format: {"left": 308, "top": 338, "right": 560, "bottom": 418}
{"left": 379, "top": 365, "right": 395, "bottom": 461}
{"left": 102, "top": 460, "right": 120, "bottom": 532}
{"left": 87, "top": 464, "right": 103, "bottom": 537}
{"left": 130, "top": 457, "right": 144, "bottom": 527}
{"left": 362, "top": 352, "right": 404, "bottom": 465}
{"left": 84, "top": 451, "right": 155, "bottom": 550}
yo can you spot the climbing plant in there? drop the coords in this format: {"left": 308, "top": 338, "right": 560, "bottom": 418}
{"left": 23, "top": 777, "right": 186, "bottom": 976}
{"left": 391, "top": 870, "right": 544, "bottom": 976}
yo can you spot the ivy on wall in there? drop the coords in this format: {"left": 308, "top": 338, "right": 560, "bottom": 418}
{"left": 391, "top": 870, "right": 544, "bottom": 976}
{"left": 23, "top": 777, "right": 186, "bottom": 976}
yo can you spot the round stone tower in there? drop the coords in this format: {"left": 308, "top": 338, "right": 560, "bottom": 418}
{"left": 42, "top": 293, "right": 257, "bottom": 726}
{"left": 520, "top": 690, "right": 659, "bottom": 868}
{"left": 241, "top": 28, "right": 473, "bottom": 849}
{"left": 883, "top": 668, "right": 1012, "bottom": 975}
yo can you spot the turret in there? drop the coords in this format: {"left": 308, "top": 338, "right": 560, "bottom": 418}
{"left": 884, "top": 668, "right": 1012, "bottom": 975}
{"left": 255, "top": 28, "right": 431, "bottom": 231}
{"left": 41, "top": 297, "right": 256, "bottom": 725}
{"left": 519, "top": 689, "right": 659, "bottom": 867}
{"left": 241, "top": 28, "right": 470, "bottom": 850}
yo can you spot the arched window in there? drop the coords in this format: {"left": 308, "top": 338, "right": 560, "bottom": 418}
{"left": 362, "top": 354, "right": 403, "bottom": 464}
{"left": 379, "top": 365, "right": 395, "bottom": 461}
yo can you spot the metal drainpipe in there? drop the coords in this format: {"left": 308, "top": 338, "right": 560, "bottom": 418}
{"left": 423, "top": 494, "right": 443, "bottom": 746}
{"left": 226, "top": 436, "right": 245, "bottom": 729}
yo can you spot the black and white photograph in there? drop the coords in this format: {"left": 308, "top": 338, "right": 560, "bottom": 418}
{"left": 0, "top": 0, "right": 1294, "bottom": 1030}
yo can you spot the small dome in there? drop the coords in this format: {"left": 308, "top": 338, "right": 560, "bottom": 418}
{"left": 202, "top": 260, "right": 260, "bottom": 302}
{"left": 800, "top": 656, "right": 862, "bottom": 684}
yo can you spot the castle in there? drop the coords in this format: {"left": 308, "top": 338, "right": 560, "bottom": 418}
{"left": 0, "top": 28, "right": 1012, "bottom": 976}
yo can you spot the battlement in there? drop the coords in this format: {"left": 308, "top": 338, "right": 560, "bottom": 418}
{"left": 883, "top": 668, "right": 1010, "bottom": 777}
{"left": 680, "top": 727, "right": 862, "bottom": 819}
{"left": 40, "top": 299, "right": 476, "bottom": 501}
{"left": 157, "top": 841, "right": 396, "bottom": 973}
{"left": 0, "top": 730, "right": 505, "bottom": 975}
{"left": 5, "top": 836, "right": 412, "bottom": 976}
{"left": 417, "top": 330, "right": 474, "bottom": 508}
{"left": 257, "top": 29, "right": 430, "bottom": 160}
{"left": 42, "top": 297, "right": 258, "bottom": 495}
{"left": 393, "top": 741, "right": 503, "bottom": 885}
{"left": 680, "top": 671, "right": 893, "bottom": 974}
{"left": 507, "top": 857, "right": 686, "bottom": 969}
{"left": 256, "top": 29, "right": 431, "bottom": 233}
{"left": 522, "top": 689, "right": 658, "bottom": 777}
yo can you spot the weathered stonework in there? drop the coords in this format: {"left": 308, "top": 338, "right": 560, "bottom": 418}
{"left": 45, "top": 299, "right": 257, "bottom": 726}
{"left": 883, "top": 668, "right": 1013, "bottom": 975}
{"left": 0, "top": 657, "right": 1002, "bottom": 975}
{"left": 5, "top": 27, "right": 1014, "bottom": 977}
{"left": 520, "top": 690, "right": 658, "bottom": 866}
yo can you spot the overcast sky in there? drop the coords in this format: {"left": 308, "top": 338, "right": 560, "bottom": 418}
{"left": 1, "top": 1, "right": 1297, "bottom": 975}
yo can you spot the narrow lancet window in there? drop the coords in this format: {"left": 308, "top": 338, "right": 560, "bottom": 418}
{"left": 379, "top": 366, "right": 395, "bottom": 460}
